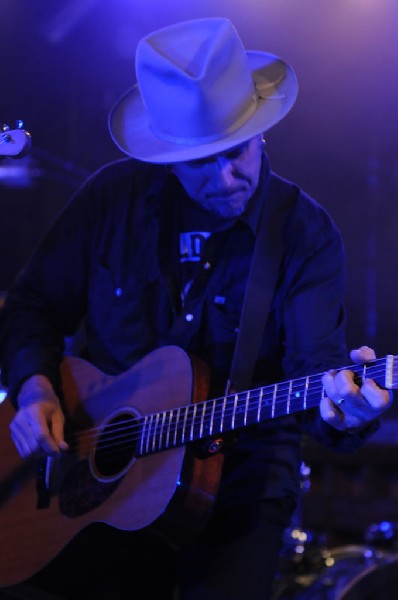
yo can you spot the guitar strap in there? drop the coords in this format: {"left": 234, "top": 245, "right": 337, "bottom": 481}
{"left": 227, "top": 173, "right": 298, "bottom": 392}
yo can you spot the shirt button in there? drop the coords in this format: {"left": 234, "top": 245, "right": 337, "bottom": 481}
{"left": 185, "top": 313, "right": 194, "bottom": 322}
{"left": 203, "top": 262, "right": 211, "bottom": 270}
{"left": 115, "top": 287, "right": 123, "bottom": 297}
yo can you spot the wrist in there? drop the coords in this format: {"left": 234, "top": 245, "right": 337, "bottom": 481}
{"left": 18, "top": 374, "right": 56, "bottom": 408}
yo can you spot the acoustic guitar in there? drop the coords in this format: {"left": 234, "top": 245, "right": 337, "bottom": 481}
{"left": 0, "top": 345, "right": 396, "bottom": 587}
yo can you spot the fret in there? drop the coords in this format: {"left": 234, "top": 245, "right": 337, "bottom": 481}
{"left": 181, "top": 406, "right": 189, "bottom": 443}
{"left": 303, "top": 376, "right": 309, "bottom": 410}
{"left": 220, "top": 396, "right": 227, "bottom": 432}
{"left": 257, "top": 387, "right": 263, "bottom": 423}
{"left": 173, "top": 408, "right": 181, "bottom": 447}
{"left": 158, "top": 411, "right": 167, "bottom": 450}
{"left": 290, "top": 378, "right": 305, "bottom": 413}
{"left": 140, "top": 416, "right": 148, "bottom": 455}
{"left": 189, "top": 404, "right": 197, "bottom": 441}
{"left": 199, "top": 402, "right": 206, "bottom": 439}
{"left": 287, "top": 379, "right": 292, "bottom": 414}
{"left": 231, "top": 393, "right": 238, "bottom": 429}
{"left": 244, "top": 391, "right": 250, "bottom": 426}
{"left": 361, "top": 364, "right": 367, "bottom": 383}
{"left": 209, "top": 398, "right": 216, "bottom": 436}
{"left": 309, "top": 375, "right": 322, "bottom": 410}
{"left": 272, "top": 384, "right": 277, "bottom": 418}
{"left": 152, "top": 413, "right": 160, "bottom": 452}
{"left": 146, "top": 414, "right": 154, "bottom": 454}
{"left": 273, "top": 384, "right": 288, "bottom": 418}
{"left": 165, "top": 410, "right": 172, "bottom": 449}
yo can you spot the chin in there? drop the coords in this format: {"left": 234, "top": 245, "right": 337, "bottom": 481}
{"left": 221, "top": 199, "right": 249, "bottom": 218}
{"left": 204, "top": 195, "right": 250, "bottom": 219}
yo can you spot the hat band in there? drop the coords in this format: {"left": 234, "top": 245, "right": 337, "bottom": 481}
{"left": 148, "top": 91, "right": 260, "bottom": 147}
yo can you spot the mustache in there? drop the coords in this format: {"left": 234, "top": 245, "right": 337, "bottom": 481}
{"left": 205, "top": 187, "right": 246, "bottom": 199}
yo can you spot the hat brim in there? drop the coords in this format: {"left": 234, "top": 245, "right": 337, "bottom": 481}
{"left": 108, "top": 51, "right": 298, "bottom": 164}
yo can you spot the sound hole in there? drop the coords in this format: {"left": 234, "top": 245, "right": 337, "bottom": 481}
{"left": 94, "top": 412, "right": 137, "bottom": 479}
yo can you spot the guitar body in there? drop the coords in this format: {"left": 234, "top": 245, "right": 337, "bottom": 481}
{"left": 0, "top": 346, "right": 222, "bottom": 587}
{"left": 3, "top": 345, "right": 393, "bottom": 587}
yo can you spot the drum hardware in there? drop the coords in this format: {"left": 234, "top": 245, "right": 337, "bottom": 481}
{"left": 365, "top": 520, "right": 398, "bottom": 551}
{"left": 272, "top": 544, "right": 394, "bottom": 599}
{"left": 279, "top": 461, "right": 318, "bottom": 555}
{"left": 272, "top": 461, "right": 321, "bottom": 597}
{"left": 335, "top": 555, "right": 398, "bottom": 600}
{"left": 272, "top": 461, "right": 398, "bottom": 599}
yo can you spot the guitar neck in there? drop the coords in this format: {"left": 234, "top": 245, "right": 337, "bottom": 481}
{"left": 137, "top": 355, "right": 398, "bottom": 456}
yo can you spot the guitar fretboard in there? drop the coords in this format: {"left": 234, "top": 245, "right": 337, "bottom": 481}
{"left": 137, "top": 355, "right": 397, "bottom": 456}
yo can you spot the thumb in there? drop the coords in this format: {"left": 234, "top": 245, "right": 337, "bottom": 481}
{"left": 350, "top": 346, "right": 376, "bottom": 364}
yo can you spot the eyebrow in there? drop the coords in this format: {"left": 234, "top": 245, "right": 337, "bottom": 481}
{"left": 187, "top": 142, "right": 248, "bottom": 166}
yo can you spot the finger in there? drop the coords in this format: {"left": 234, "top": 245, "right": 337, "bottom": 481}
{"left": 321, "top": 371, "right": 339, "bottom": 400}
{"left": 319, "top": 395, "right": 344, "bottom": 430}
{"left": 350, "top": 346, "right": 376, "bottom": 363}
{"left": 322, "top": 369, "right": 358, "bottom": 402}
{"left": 334, "top": 369, "right": 360, "bottom": 398}
{"left": 10, "top": 419, "right": 41, "bottom": 458}
{"left": 10, "top": 429, "right": 34, "bottom": 459}
{"left": 361, "top": 378, "right": 392, "bottom": 411}
{"left": 29, "top": 412, "right": 60, "bottom": 455}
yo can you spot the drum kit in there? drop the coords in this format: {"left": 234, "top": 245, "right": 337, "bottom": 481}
{"left": 272, "top": 463, "right": 398, "bottom": 599}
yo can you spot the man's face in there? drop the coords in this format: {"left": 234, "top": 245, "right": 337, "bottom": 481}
{"left": 170, "top": 135, "right": 263, "bottom": 218}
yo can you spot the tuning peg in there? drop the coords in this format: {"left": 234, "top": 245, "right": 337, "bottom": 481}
{"left": 16, "top": 120, "right": 24, "bottom": 130}
{"left": 1, "top": 124, "right": 10, "bottom": 132}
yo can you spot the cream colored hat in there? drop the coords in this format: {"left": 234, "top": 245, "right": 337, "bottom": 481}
{"left": 109, "top": 17, "right": 298, "bottom": 163}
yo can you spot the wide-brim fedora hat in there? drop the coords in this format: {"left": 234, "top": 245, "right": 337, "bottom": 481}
{"left": 109, "top": 17, "right": 298, "bottom": 163}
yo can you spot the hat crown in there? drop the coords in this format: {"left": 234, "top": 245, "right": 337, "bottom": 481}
{"left": 108, "top": 17, "right": 298, "bottom": 163}
{"left": 136, "top": 18, "right": 257, "bottom": 144}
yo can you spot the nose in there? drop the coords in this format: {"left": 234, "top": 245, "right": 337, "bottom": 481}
{"left": 214, "top": 156, "right": 236, "bottom": 188}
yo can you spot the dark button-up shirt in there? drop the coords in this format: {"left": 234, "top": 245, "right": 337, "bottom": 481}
{"left": 0, "top": 153, "right": 374, "bottom": 506}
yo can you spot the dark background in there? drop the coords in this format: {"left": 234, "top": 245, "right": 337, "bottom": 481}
{"left": 1, "top": 0, "right": 398, "bottom": 555}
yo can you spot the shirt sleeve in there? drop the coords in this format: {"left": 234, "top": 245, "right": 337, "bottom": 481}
{"left": 281, "top": 191, "right": 379, "bottom": 450}
{"left": 0, "top": 175, "right": 98, "bottom": 403}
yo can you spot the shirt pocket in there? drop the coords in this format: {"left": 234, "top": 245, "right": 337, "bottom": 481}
{"left": 86, "top": 263, "right": 159, "bottom": 356}
{"left": 207, "top": 286, "right": 244, "bottom": 339}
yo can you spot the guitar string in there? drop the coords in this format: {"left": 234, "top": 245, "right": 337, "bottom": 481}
{"left": 67, "top": 385, "right": 378, "bottom": 463}
{"left": 64, "top": 385, "right": 318, "bottom": 452}
{"left": 63, "top": 360, "right": 392, "bottom": 458}
{"left": 66, "top": 377, "right": 322, "bottom": 445}
{"left": 65, "top": 361, "right": 391, "bottom": 450}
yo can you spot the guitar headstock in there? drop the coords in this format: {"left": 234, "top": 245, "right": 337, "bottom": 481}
{"left": 0, "top": 122, "right": 31, "bottom": 158}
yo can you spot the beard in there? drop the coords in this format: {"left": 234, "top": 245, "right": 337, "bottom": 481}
{"left": 195, "top": 190, "right": 251, "bottom": 218}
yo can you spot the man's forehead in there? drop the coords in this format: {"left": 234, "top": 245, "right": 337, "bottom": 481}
{"left": 184, "top": 139, "right": 252, "bottom": 166}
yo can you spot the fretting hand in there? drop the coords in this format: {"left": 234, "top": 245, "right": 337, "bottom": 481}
{"left": 320, "top": 346, "right": 392, "bottom": 431}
